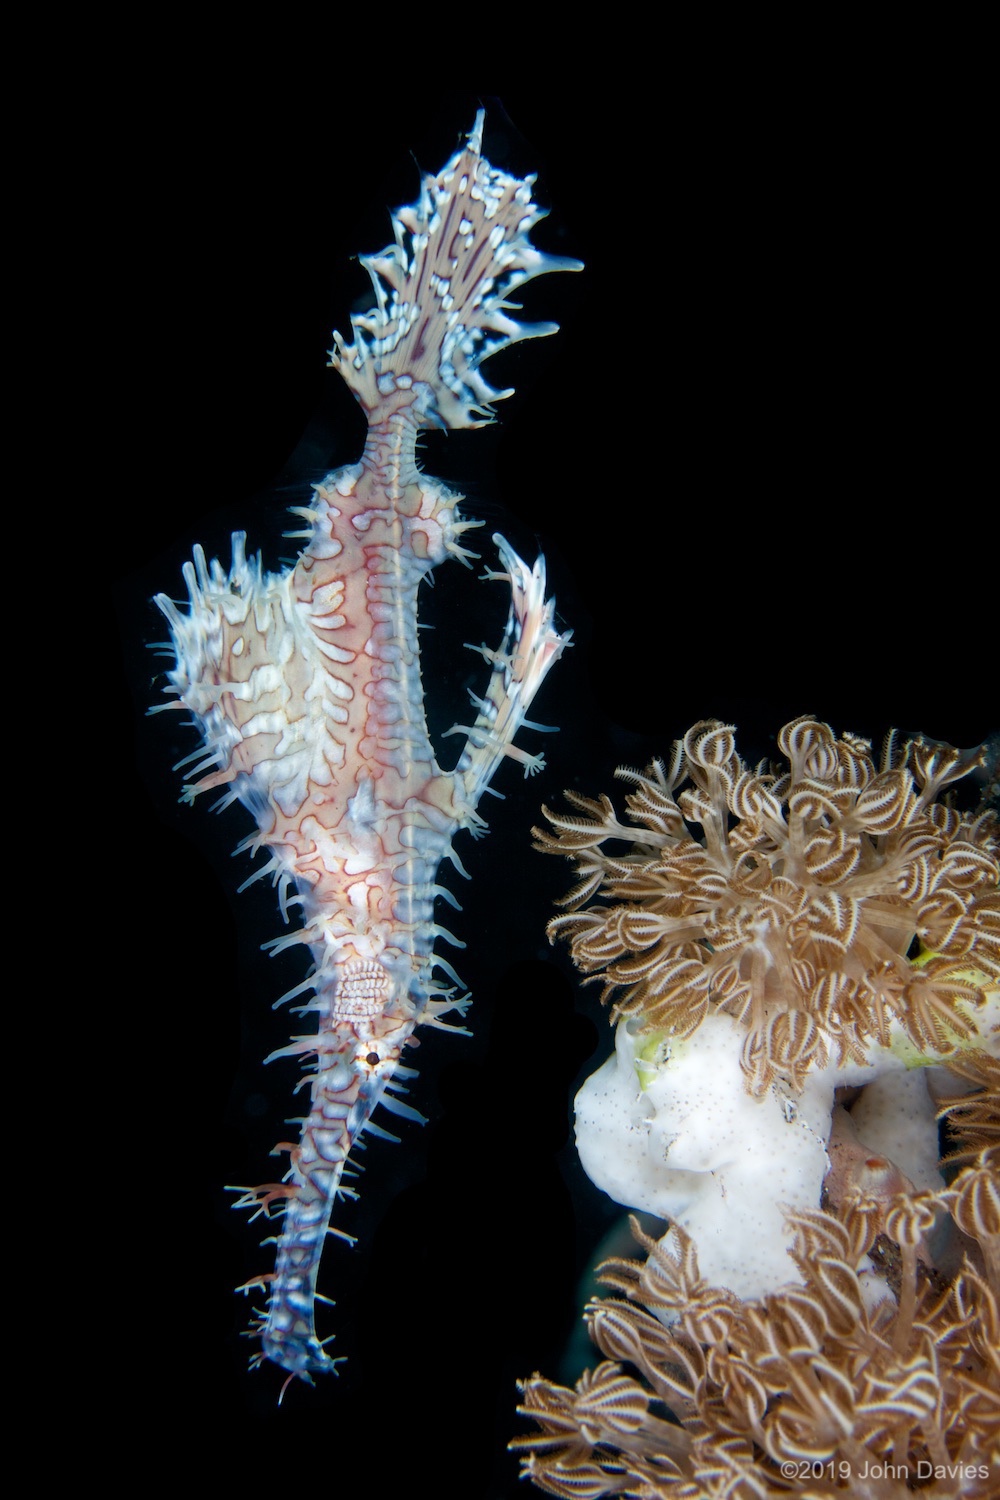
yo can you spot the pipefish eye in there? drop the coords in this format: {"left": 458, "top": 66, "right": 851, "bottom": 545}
{"left": 365, "top": 1052, "right": 380, "bottom": 1068}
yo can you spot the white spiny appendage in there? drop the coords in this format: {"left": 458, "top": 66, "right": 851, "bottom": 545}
{"left": 446, "top": 535, "right": 572, "bottom": 806}
{"left": 153, "top": 115, "right": 577, "bottom": 1391}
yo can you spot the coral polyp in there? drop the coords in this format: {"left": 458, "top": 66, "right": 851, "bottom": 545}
{"left": 515, "top": 1147, "right": 1000, "bottom": 1498}
{"left": 537, "top": 717, "right": 998, "bottom": 1094}
{"left": 517, "top": 719, "right": 998, "bottom": 1497}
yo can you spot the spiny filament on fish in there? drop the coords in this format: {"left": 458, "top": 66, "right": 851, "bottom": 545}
{"left": 153, "top": 112, "right": 579, "bottom": 1393}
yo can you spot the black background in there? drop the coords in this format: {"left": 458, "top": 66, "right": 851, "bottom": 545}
{"left": 94, "top": 75, "right": 993, "bottom": 1497}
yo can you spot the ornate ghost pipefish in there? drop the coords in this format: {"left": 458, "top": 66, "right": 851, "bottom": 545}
{"left": 153, "top": 113, "right": 580, "bottom": 1390}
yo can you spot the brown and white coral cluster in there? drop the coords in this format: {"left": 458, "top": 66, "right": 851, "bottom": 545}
{"left": 514, "top": 1112, "right": 999, "bottom": 1496}
{"left": 515, "top": 719, "right": 999, "bottom": 1497}
{"left": 536, "top": 718, "right": 999, "bottom": 1094}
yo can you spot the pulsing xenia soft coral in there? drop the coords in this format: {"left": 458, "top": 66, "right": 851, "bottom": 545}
{"left": 537, "top": 717, "right": 999, "bottom": 1094}
{"left": 513, "top": 1049, "right": 1000, "bottom": 1497}
{"left": 514, "top": 1131, "right": 1000, "bottom": 1498}
{"left": 515, "top": 716, "right": 999, "bottom": 1495}
{"left": 532, "top": 720, "right": 998, "bottom": 1303}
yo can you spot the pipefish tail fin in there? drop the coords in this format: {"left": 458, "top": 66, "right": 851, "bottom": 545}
{"left": 330, "top": 110, "right": 582, "bottom": 431}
